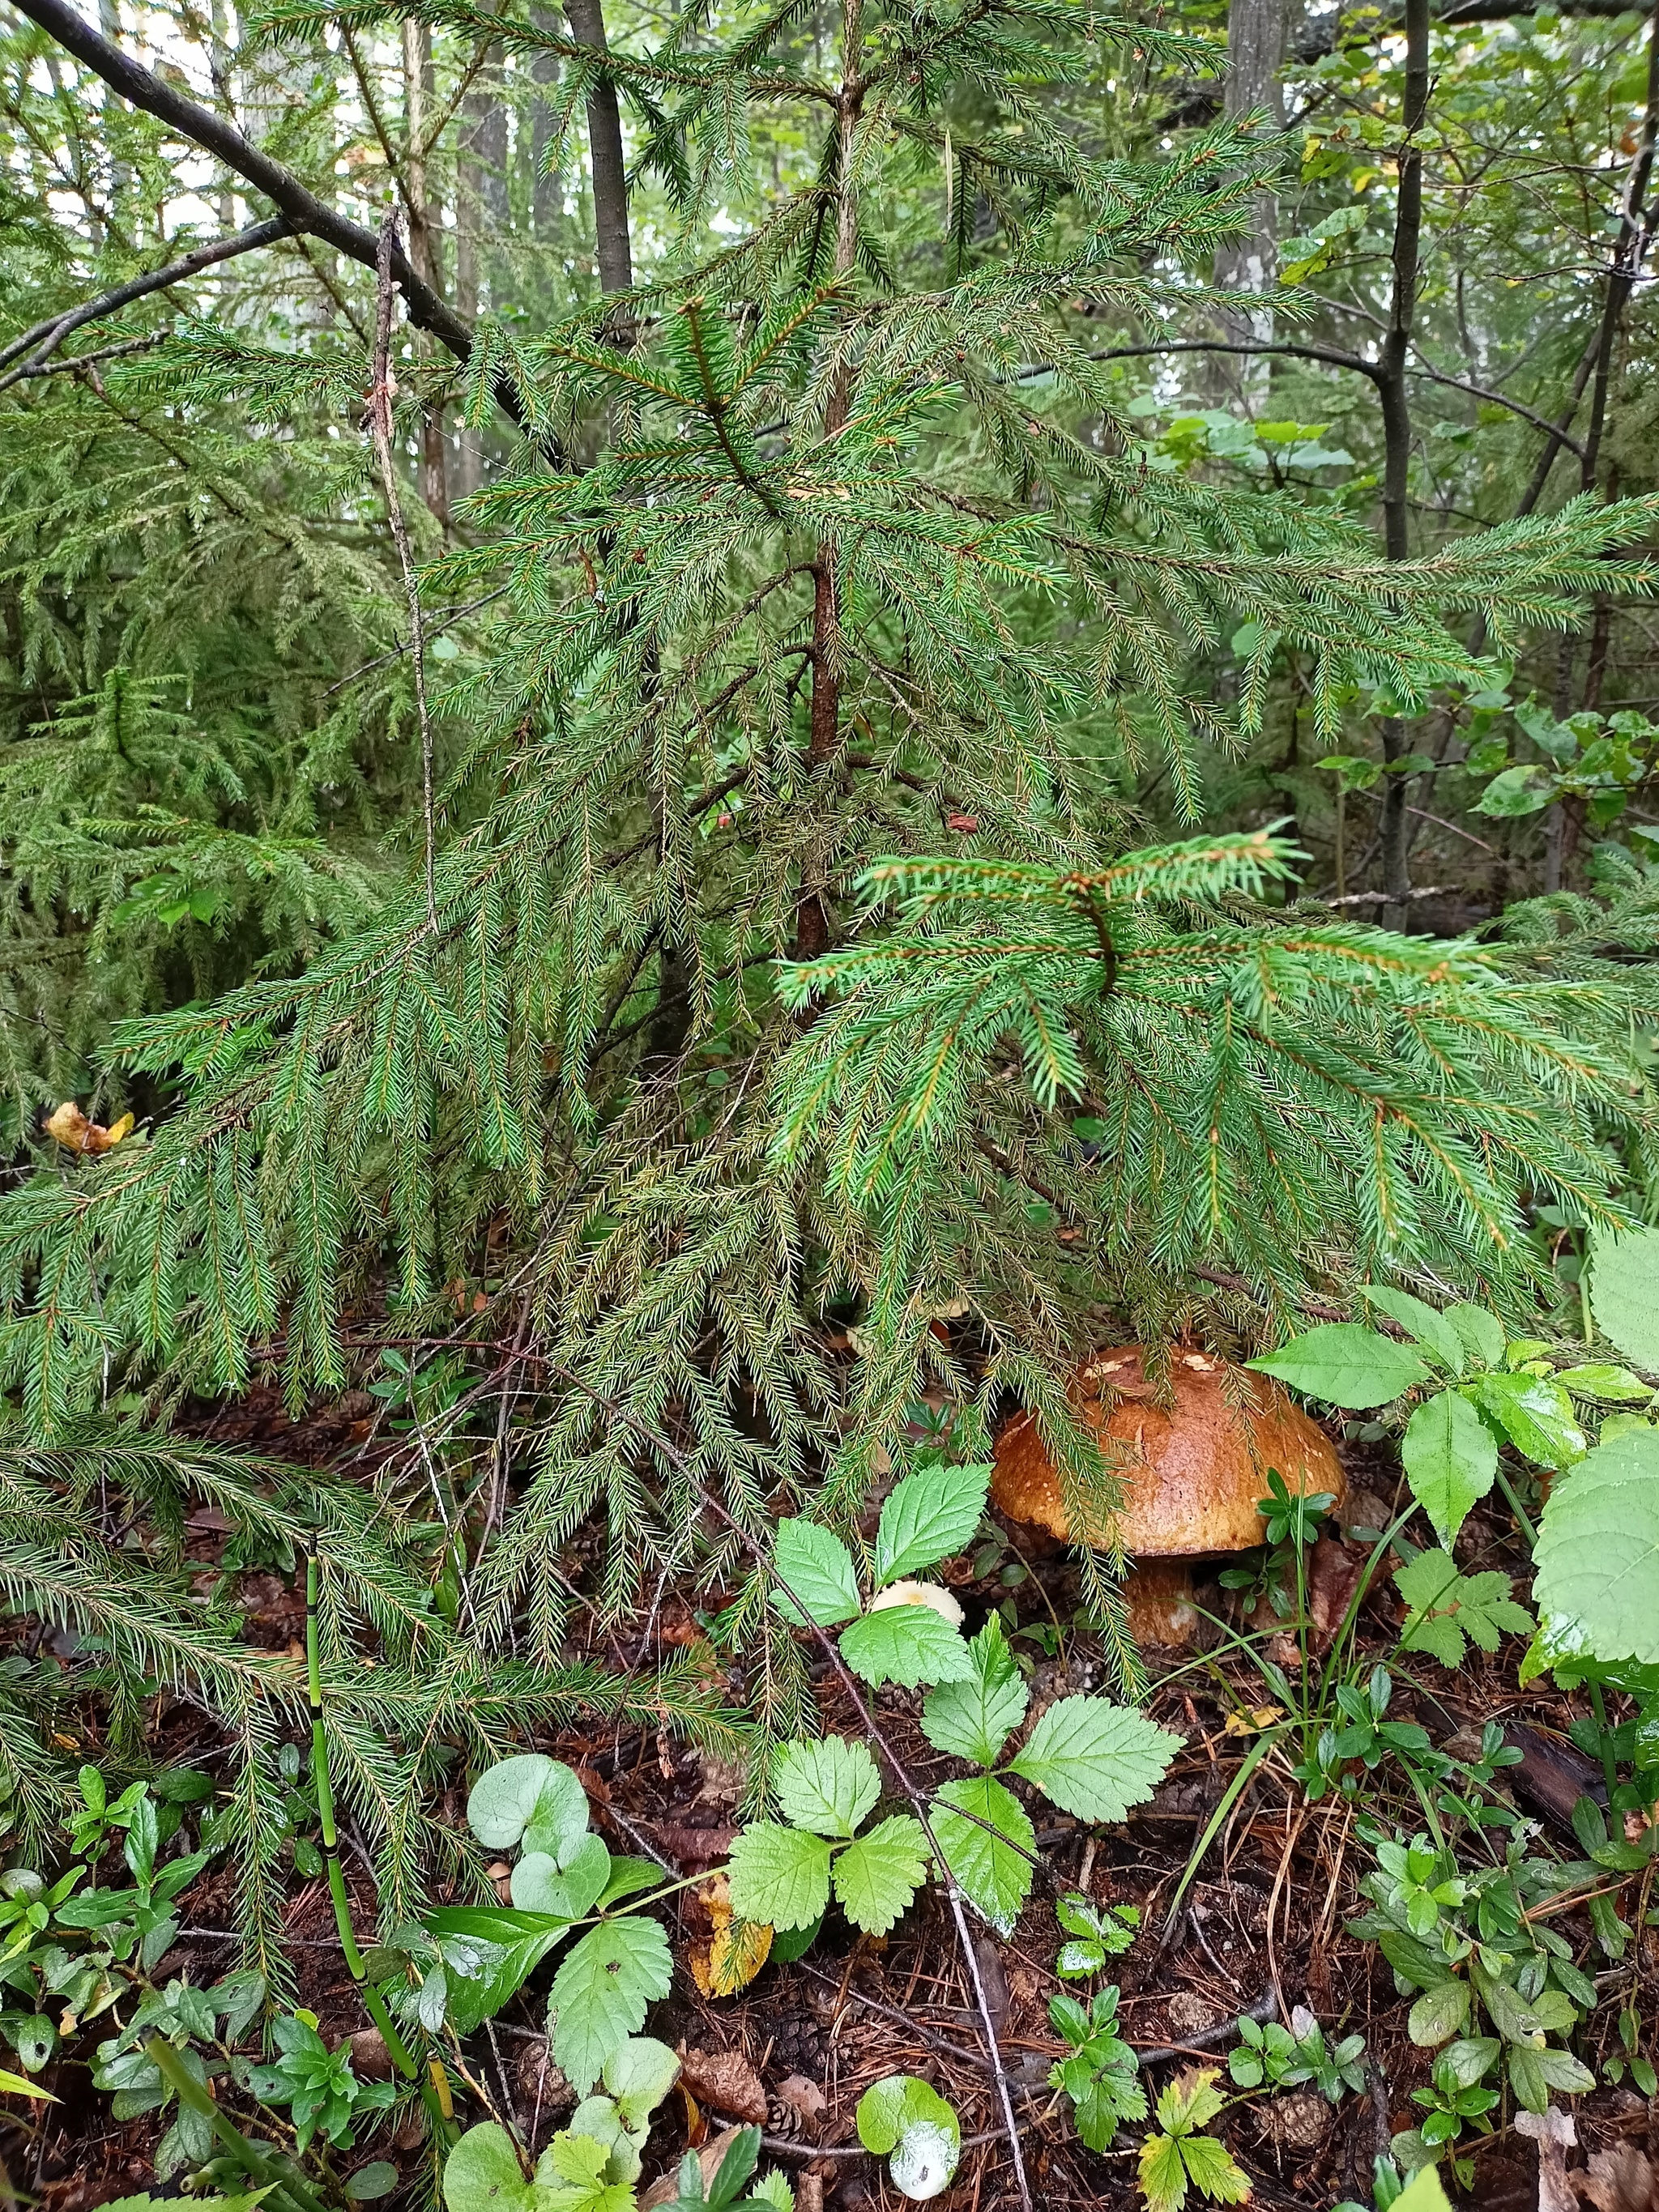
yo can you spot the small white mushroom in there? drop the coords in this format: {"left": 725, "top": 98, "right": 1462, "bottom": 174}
{"left": 888, "top": 2121, "right": 961, "bottom": 2201}
{"left": 864, "top": 1579, "right": 964, "bottom": 1627}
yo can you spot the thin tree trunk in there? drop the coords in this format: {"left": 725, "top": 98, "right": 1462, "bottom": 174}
{"left": 792, "top": 0, "right": 863, "bottom": 962}
{"left": 403, "top": 19, "right": 450, "bottom": 522}
{"left": 565, "top": 0, "right": 633, "bottom": 300}
{"left": 1375, "top": 0, "right": 1427, "bottom": 927}
{"left": 454, "top": 46, "right": 506, "bottom": 500}
{"left": 531, "top": 12, "right": 564, "bottom": 238}
{"left": 1212, "top": 0, "right": 1290, "bottom": 400}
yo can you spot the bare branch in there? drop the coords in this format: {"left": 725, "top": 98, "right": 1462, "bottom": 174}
{"left": 0, "top": 215, "right": 293, "bottom": 384}
{"left": 6, "top": 0, "right": 474, "bottom": 361}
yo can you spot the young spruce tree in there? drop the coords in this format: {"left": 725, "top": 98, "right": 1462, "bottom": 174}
{"left": 2, "top": 0, "right": 1657, "bottom": 1907}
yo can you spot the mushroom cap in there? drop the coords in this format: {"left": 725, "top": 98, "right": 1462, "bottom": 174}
{"left": 992, "top": 1345, "right": 1344, "bottom": 1556}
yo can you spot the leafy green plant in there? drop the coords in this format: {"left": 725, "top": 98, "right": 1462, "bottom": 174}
{"left": 855, "top": 2075, "right": 962, "bottom": 2202}
{"left": 414, "top": 1754, "right": 676, "bottom": 2091}
{"left": 1136, "top": 2068, "right": 1252, "bottom": 2212}
{"left": 1048, "top": 1983, "right": 1146, "bottom": 2152}
{"left": 1227, "top": 2007, "right": 1365, "bottom": 2101}
{"left": 770, "top": 1460, "right": 989, "bottom": 1690}
{"left": 1053, "top": 1890, "right": 1141, "bottom": 1976}
{"left": 1392, "top": 1549, "right": 1534, "bottom": 1668}
{"left": 724, "top": 1738, "right": 929, "bottom": 1940}
{"left": 443, "top": 2120, "right": 789, "bottom": 2212}
{"left": 1248, "top": 1289, "right": 1620, "bottom": 1545}
{"left": 728, "top": 1624, "right": 1179, "bottom": 1937}
{"left": 565, "top": 2038, "right": 681, "bottom": 2184}
{"left": 1348, "top": 1826, "right": 1598, "bottom": 2168}
{"left": 245, "top": 2013, "right": 395, "bottom": 2153}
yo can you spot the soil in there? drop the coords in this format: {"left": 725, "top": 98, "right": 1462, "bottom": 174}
{"left": 6, "top": 1409, "right": 1658, "bottom": 2212}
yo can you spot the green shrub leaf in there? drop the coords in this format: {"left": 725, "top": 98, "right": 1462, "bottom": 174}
{"left": 831, "top": 1815, "right": 930, "bottom": 1934}
{"left": 1535, "top": 1425, "right": 1659, "bottom": 1664}
{"left": 442, "top": 2124, "right": 531, "bottom": 2212}
{"left": 1248, "top": 1324, "right": 1430, "bottom": 1408}
{"left": 774, "top": 1737, "right": 881, "bottom": 1838}
{"left": 920, "top": 1617, "right": 1029, "bottom": 1767}
{"left": 770, "top": 1520, "right": 862, "bottom": 1627}
{"left": 1007, "top": 1697, "right": 1181, "bottom": 1821}
{"left": 873, "top": 1463, "right": 992, "bottom": 1584}
{"left": 548, "top": 1917, "right": 673, "bottom": 2094}
{"left": 1464, "top": 1370, "right": 1585, "bottom": 1468}
{"left": 1589, "top": 1228, "right": 1659, "bottom": 1370}
{"left": 929, "top": 1775, "right": 1035, "bottom": 1932}
{"left": 1401, "top": 1389, "right": 1497, "bottom": 1542}
{"left": 838, "top": 1603, "right": 974, "bottom": 1690}
{"left": 725, "top": 1824, "right": 832, "bottom": 1932}
{"left": 1358, "top": 1287, "right": 1465, "bottom": 1375}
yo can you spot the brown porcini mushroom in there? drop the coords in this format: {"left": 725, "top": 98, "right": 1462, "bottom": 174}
{"left": 992, "top": 1345, "right": 1344, "bottom": 1646}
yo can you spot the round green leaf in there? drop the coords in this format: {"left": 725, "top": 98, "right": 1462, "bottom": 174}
{"left": 1535, "top": 1426, "right": 1659, "bottom": 1665}
{"left": 442, "top": 2123, "right": 531, "bottom": 2212}
{"left": 467, "top": 1755, "right": 559, "bottom": 1850}
{"left": 1590, "top": 1229, "right": 1659, "bottom": 1371}
{"left": 856, "top": 2075, "right": 960, "bottom": 2157}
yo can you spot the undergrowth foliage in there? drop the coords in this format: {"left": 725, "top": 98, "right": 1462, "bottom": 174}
{"left": 2, "top": 0, "right": 1659, "bottom": 2033}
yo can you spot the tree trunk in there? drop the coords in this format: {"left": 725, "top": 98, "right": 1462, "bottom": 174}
{"left": 1211, "top": 0, "right": 1289, "bottom": 399}
{"left": 454, "top": 47, "right": 507, "bottom": 501}
{"left": 531, "top": 13, "right": 564, "bottom": 239}
{"left": 1375, "top": 0, "right": 1427, "bottom": 927}
{"left": 566, "top": 0, "right": 634, "bottom": 300}
{"left": 791, "top": 0, "right": 863, "bottom": 963}
{"left": 403, "top": 19, "right": 450, "bottom": 522}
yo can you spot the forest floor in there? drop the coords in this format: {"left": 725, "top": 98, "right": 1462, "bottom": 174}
{"left": 6, "top": 1396, "right": 1657, "bottom": 2212}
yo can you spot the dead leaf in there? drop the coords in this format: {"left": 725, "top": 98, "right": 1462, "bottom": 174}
{"left": 677, "top": 2048, "right": 767, "bottom": 2125}
{"left": 45, "top": 1102, "right": 133, "bottom": 1154}
{"left": 1307, "top": 1534, "right": 1365, "bottom": 1649}
{"left": 1516, "top": 2106, "right": 1576, "bottom": 2212}
{"left": 1581, "top": 2146, "right": 1659, "bottom": 2212}
{"left": 688, "top": 1873, "right": 773, "bottom": 1997}
{"left": 773, "top": 2074, "right": 827, "bottom": 2129}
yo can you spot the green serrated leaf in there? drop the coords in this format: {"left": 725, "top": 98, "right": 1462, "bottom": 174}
{"left": 548, "top": 1917, "right": 673, "bottom": 2094}
{"left": 1555, "top": 1364, "right": 1654, "bottom": 1403}
{"left": 1590, "top": 1229, "right": 1659, "bottom": 1370}
{"left": 725, "top": 1824, "right": 832, "bottom": 1932}
{"left": 874, "top": 1463, "right": 992, "bottom": 1584}
{"left": 1535, "top": 1426, "right": 1659, "bottom": 1664}
{"left": 1394, "top": 1548, "right": 1533, "bottom": 1668}
{"left": 831, "top": 1816, "right": 929, "bottom": 1934}
{"left": 1402, "top": 1390, "right": 1498, "bottom": 1543}
{"left": 1465, "top": 1370, "right": 1586, "bottom": 1469}
{"left": 929, "top": 1775, "right": 1035, "bottom": 1932}
{"left": 774, "top": 1738, "right": 881, "bottom": 1838}
{"left": 1008, "top": 1697, "right": 1180, "bottom": 1822}
{"left": 1358, "top": 1287, "right": 1465, "bottom": 1375}
{"left": 770, "top": 1520, "right": 862, "bottom": 1627}
{"left": 1248, "top": 1323, "right": 1430, "bottom": 1408}
{"left": 838, "top": 1604, "right": 975, "bottom": 1690}
{"left": 1445, "top": 1303, "right": 1506, "bottom": 1370}
{"left": 920, "top": 1617, "right": 1029, "bottom": 1767}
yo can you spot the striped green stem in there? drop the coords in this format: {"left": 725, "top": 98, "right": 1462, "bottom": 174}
{"left": 145, "top": 2034, "right": 330, "bottom": 2212}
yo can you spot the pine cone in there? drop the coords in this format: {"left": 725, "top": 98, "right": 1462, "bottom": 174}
{"left": 766, "top": 2096, "right": 805, "bottom": 2141}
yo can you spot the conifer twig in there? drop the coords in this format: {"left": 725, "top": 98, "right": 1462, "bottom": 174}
{"left": 545, "top": 1361, "right": 1036, "bottom": 2212}
{"left": 368, "top": 210, "right": 438, "bottom": 930}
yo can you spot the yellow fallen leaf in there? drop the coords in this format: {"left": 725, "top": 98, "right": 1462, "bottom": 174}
{"left": 689, "top": 1874, "right": 773, "bottom": 1997}
{"left": 44, "top": 1102, "right": 133, "bottom": 1154}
